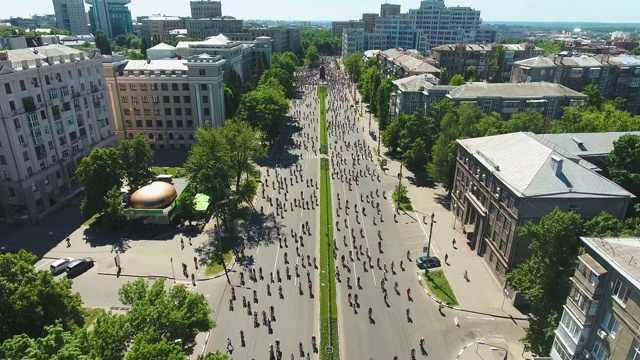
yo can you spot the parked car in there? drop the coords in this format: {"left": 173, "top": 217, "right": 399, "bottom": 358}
{"left": 66, "top": 257, "right": 94, "bottom": 277}
{"left": 416, "top": 255, "right": 441, "bottom": 269}
{"left": 50, "top": 257, "right": 76, "bottom": 274}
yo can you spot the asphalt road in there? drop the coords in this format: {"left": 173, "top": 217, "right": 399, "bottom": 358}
{"left": 325, "top": 65, "right": 462, "bottom": 359}
{"left": 203, "top": 73, "right": 322, "bottom": 359}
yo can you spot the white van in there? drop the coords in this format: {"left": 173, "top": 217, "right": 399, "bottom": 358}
{"left": 50, "top": 257, "right": 75, "bottom": 274}
{"left": 155, "top": 174, "right": 173, "bottom": 184}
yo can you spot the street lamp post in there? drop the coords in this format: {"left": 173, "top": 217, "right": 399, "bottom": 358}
{"left": 425, "top": 212, "right": 435, "bottom": 273}
{"left": 170, "top": 257, "right": 176, "bottom": 284}
{"left": 215, "top": 196, "right": 237, "bottom": 286}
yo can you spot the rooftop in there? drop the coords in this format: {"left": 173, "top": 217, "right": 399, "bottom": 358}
{"left": 2, "top": 44, "right": 96, "bottom": 71}
{"left": 176, "top": 34, "right": 237, "bottom": 48}
{"left": 458, "top": 132, "right": 635, "bottom": 199}
{"left": 392, "top": 74, "right": 440, "bottom": 92}
{"left": 447, "top": 82, "right": 587, "bottom": 99}
{"left": 145, "top": 16, "right": 182, "bottom": 21}
{"left": 432, "top": 43, "right": 493, "bottom": 52}
{"left": 380, "top": 48, "right": 440, "bottom": 74}
{"left": 148, "top": 43, "right": 177, "bottom": 50}
{"left": 538, "top": 131, "right": 640, "bottom": 158}
{"left": 515, "top": 54, "right": 605, "bottom": 68}
{"left": 583, "top": 237, "right": 640, "bottom": 292}
{"left": 124, "top": 59, "right": 188, "bottom": 71}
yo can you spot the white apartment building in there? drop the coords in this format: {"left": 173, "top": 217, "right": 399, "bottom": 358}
{"left": 352, "top": 0, "right": 494, "bottom": 54}
{"left": 103, "top": 55, "right": 226, "bottom": 150}
{"left": 342, "top": 28, "right": 365, "bottom": 58}
{"left": 0, "top": 45, "right": 117, "bottom": 224}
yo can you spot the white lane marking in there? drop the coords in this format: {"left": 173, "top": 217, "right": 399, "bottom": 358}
{"left": 414, "top": 211, "right": 433, "bottom": 256}
{"left": 299, "top": 161, "right": 310, "bottom": 218}
{"left": 354, "top": 179, "right": 376, "bottom": 287}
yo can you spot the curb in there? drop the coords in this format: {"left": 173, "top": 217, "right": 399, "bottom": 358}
{"left": 94, "top": 258, "right": 237, "bottom": 282}
{"left": 455, "top": 341, "right": 476, "bottom": 360}
{"left": 417, "top": 271, "right": 528, "bottom": 321}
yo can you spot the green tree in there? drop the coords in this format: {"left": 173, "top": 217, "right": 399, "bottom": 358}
{"left": 118, "top": 279, "right": 214, "bottom": 354}
{"left": 376, "top": 78, "right": 394, "bottom": 130}
{"left": 89, "top": 312, "right": 131, "bottom": 360}
{"left": 472, "top": 113, "right": 504, "bottom": 137}
{"left": 252, "top": 53, "right": 269, "bottom": 86}
{"left": 631, "top": 46, "right": 640, "bottom": 56}
{"left": 259, "top": 67, "right": 295, "bottom": 98}
{"left": 368, "top": 70, "right": 382, "bottom": 115}
{"left": 118, "top": 134, "right": 154, "bottom": 192}
{"left": 584, "top": 211, "right": 624, "bottom": 237}
{"left": 583, "top": 84, "right": 604, "bottom": 110}
{"left": 115, "top": 34, "right": 128, "bottom": 47}
{"left": 448, "top": 74, "right": 466, "bottom": 86}
{"left": 507, "top": 208, "right": 583, "bottom": 355}
{"left": 224, "top": 68, "right": 244, "bottom": 118}
{"left": 607, "top": 133, "right": 640, "bottom": 200}
{"left": 502, "top": 111, "right": 546, "bottom": 133}
{"left": 402, "top": 137, "right": 430, "bottom": 175}
{"left": 102, "top": 186, "right": 125, "bottom": 229}
{"left": 490, "top": 44, "right": 506, "bottom": 83}
{"left": 140, "top": 37, "right": 148, "bottom": 59}
{"left": 221, "top": 119, "right": 265, "bottom": 196}
{"left": 197, "top": 351, "right": 233, "bottom": 360}
{"left": 185, "top": 127, "right": 233, "bottom": 210}
{"left": 272, "top": 52, "right": 298, "bottom": 76}
{"left": 127, "top": 50, "right": 145, "bottom": 60}
{"left": 237, "top": 85, "right": 289, "bottom": 145}
{"left": 343, "top": 52, "right": 364, "bottom": 82}
{"left": 129, "top": 37, "right": 141, "bottom": 50}
{"left": 0, "top": 322, "right": 90, "bottom": 360}
{"left": 428, "top": 98, "right": 456, "bottom": 130}
{"left": 77, "top": 147, "right": 123, "bottom": 218}
{"left": 550, "top": 102, "right": 640, "bottom": 133}
{"left": 0, "top": 251, "right": 84, "bottom": 343}
{"left": 427, "top": 104, "right": 484, "bottom": 193}
{"left": 305, "top": 44, "right": 320, "bottom": 65}
{"left": 126, "top": 332, "right": 185, "bottom": 360}
{"left": 172, "top": 187, "right": 198, "bottom": 225}
{"left": 534, "top": 40, "right": 562, "bottom": 55}
{"left": 94, "top": 30, "right": 112, "bottom": 55}
{"left": 463, "top": 65, "right": 477, "bottom": 81}
{"left": 382, "top": 112, "right": 408, "bottom": 153}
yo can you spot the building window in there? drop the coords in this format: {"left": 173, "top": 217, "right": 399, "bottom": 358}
{"left": 184, "top": 96, "right": 191, "bottom": 103}
{"left": 4, "top": 83, "right": 12, "bottom": 94}
{"left": 163, "top": 96, "right": 170, "bottom": 103}
{"left": 146, "top": 120, "right": 153, "bottom": 127}
{"left": 627, "top": 340, "right": 640, "bottom": 360}
{"left": 161, "top": 83, "right": 168, "bottom": 91}
{"left": 199, "top": 69, "right": 206, "bottom": 75}
{"left": 560, "top": 310, "right": 582, "bottom": 343}
{"left": 56, "top": 170, "right": 61, "bottom": 179}
{"left": 140, "top": 83, "right": 147, "bottom": 91}
{"left": 165, "top": 108, "right": 172, "bottom": 116}
{"left": 172, "top": 83, "right": 179, "bottom": 91}
{"left": 23, "top": 151, "right": 29, "bottom": 161}
{"left": 44, "top": 177, "right": 50, "bottom": 186}
{"left": 552, "top": 338, "right": 572, "bottom": 360}
{"left": 31, "top": 183, "right": 38, "bottom": 193}
{"left": 121, "top": 95, "right": 128, "bottom": 103}
{"left": 185, "top": 108, "right": 192, "bottom": 116}
{"left": 129, "top": 83, "right": 137, "bottom": 91}
{"left": 144, "top": 108, "right": 151, "bottom": 116}
{"left": 175, "top": 108, "right": 182, "bottom": 116}
{"left": 173, "top": 96, "right": 180, "bottom": 103}
{"left": 569, "top": 284, "right": 589, "bottom": 314}
{"left": 156, "top": 120, "right": 163, "bottom": 128}
{"left": 8, "top": 188, "right": 15, "bottom": 197}
{"left": 182, "top": 83, "right": 189, "bottom": 91}
{"left": 601, "top": 311, "right": 619, "bottom": 337}
{"left": 613, "top": 278, "right": 630, "bottom": 305}
{"left": 591, "top": 341, "right": 609, "bottom": 360}
{"left": 119, "top": 83, "right": 126, "bottom": 91}
{"left": 0, "top": 155, "right": 5, "bottom": 165}
{"left": 204, "top": 108, "right": 210, "bottom": 116}
{"left": 152, "top": 96, "right": 159, "bottom": 103}
{"left": 19, "top": 80, "right": 26, "bottom": 91}
{"left": 203, "top": 95, "right": 209, "bottom": 103}
{"left": 142, "top": 96, "right": 149, "bottom": 103}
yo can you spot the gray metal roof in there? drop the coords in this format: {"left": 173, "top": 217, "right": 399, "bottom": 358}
{"left": 447, "top": 82, "right": 587, "bottom": 99}
{"left": 458, "top": 132, "right": 635, "bottom": 199}
{"left": 539, "top": 132, "right": 640, "bottom": 157}
{"left": 124, "top": 59, "right": 188, "bottom": 71}
{"left": 380, "top": 48, "right": 440, "bottom": 74}
{"left": 515, "top": 54, "right": 605, "bottom": 68}
{"left": 392, "top": 74, "right": 439, "bottom": 92}
{"left": 583, "top": 237, "right": 640, "bottom": 292}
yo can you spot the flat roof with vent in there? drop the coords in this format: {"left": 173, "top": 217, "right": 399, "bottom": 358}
{"left": 583, "top": 237, "right": 640, "bottom": 291}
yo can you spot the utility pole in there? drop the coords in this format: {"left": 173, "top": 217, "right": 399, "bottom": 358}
{"left": 425, "top": 212, "right": 435, "bottom": 273}
{"left": 396, "top": 162, "right": 403, "bottom": 210}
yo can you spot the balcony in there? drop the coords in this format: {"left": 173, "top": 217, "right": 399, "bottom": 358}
{"left": 573, "top": 254, "right": 606, "bottom": 298}
{"left": 93, "top": 100, "right": 101, "bottom": 108}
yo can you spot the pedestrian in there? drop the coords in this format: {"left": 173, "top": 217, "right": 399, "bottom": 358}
{"left": 452, "top": 238, "right": 456, "bottom": 248}
{"left": 227, "top": 338, "right": 234, "bottom": 353}
{"left": 444, "top": 253, "right": 449, "bottom": 264}
{"left": 188, "top": 238, "right": 192, "bottom": 246}
{"left": 180, "top": 237, "right": 184, "bottom": 250}
{"left": 66, "top": 237, "right": 71, "bottom": 247}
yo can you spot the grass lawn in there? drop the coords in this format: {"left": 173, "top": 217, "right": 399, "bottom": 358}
{"left": 82, "top": 213, "right": 102, "bottom": 227}
{"left": 204, "top": 250, "right": 234, "bottom": 276}
{"left": 423, "top": 270, "right": 459, "bottom": 306}
{"left": 81, "top": 307, "right": 103, "bottom": 328}
{"left": 318, "top": 84, "right": 339, "bottom": 359}
{"left": 392, "top": 186, "right": 414, "bottom": 212}
{"left": 151, "top": 166, "right": 186, "bottom": 178}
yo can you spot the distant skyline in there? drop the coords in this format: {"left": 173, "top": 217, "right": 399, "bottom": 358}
{"left": 9, "top": 0, "right": 640, "bottom": 24}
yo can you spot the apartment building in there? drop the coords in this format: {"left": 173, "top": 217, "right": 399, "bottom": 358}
{"left": 378, "top": 48, "right": 440, "bottom": 78}
{"left": 331, "top": 21, "right": 365, "bottom": 38}
{"left": 380, "top": 3, "right": 401, "bottom": 17}
{"left": 185, "top": 17, "right": 243, "bottom": 39}
{"left": 224, "top": 27, "right": 301, "bottom": 54}
{"left": 431, "top": 43, "right": 544, "bottom": 83}
{"left": 551, "top": 236, "right": 640, "bottom": 360}
{"left": 103, "top": 55, "right": 226, "bottom": 150}
{"left": 85, "top": 0, "right": 133, "bottom": 39}
{"left": 447, "top": 82, "right": 587, "bottom": 120}
{"left": 512, "top": 54, "right": 640, "bottom": 114}
{"left": 452, "top": 132, "right": 634, "bottom": 286}
{"left": 190, "top": 0, "right": 222, "bottom": 19}
{"left": 0, "top": 45, "right": 117, "bottom": 224}
{"left": 140, "top": 16, "right": 187, "bottom": 43}
{"left": 390, "top": 74, "right": 452, "bottom": 116}
{"left": 361, "top": 13, "right": 378, "bottom": 34}
{"left": 342, "top": 28, "right": 365, "bottom": 59}
{"left": 52, "top": 0, "right": 88, "bottom": 35}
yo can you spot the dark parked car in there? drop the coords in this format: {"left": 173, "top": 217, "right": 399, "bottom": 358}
{"left": 416, "top": 255, "right": 441, "bottom": 269}
{"left": 66, "top": 257, "right": 94, "bottom": 277}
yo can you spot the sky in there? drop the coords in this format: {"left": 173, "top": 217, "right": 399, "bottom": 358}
{"left": 9, "top": 0, "right": 640, "bottom": 24}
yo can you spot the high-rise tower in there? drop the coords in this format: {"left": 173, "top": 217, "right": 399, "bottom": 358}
{"left": 85, "top": 0, "right": 132, "bottom": 38}
{"left": 52, "top": 0, "right": 88, "bottom": 34}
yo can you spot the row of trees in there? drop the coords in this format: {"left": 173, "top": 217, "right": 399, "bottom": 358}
{"left": 95, "top": 31, "right": 149, "bottom": 60}
{"left": 300, "top": 28, "right": 341, "bottom": 56}
{"left": 77, "top": 134, "right": 154, "bottom": 221}
{"left": 0, "top": 251, "right": 224, "bottom": 359}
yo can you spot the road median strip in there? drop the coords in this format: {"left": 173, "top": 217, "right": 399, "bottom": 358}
{"left": 318, "top": 84, "right": 340, "bottom": 360}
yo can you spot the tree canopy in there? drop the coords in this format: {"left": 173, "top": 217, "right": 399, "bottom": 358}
{"left": 343, "top": 52, "right": 364, "bottom": 82}
{"left": 507, "top": 208, "right": 583, "bottom": 356}
{"left": 0, "top": 251, "right": 84, "bottom": 343}
{"left": 300, "top": 28, "right": 341, "bottom": 55}
{"left": 607, "top": 133, "right": 640, "bottom": 205}
{"left": 77, "top": 147, "right": 123, "bottom": 218}
{"left": 94, "top": 30, "right": 111, "bottom": 55}
{"left": 448, "top": 74, "right": 466, "bottom": 86}
{"left": 118, "top": 134, "right": 154, "bottom": 192}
